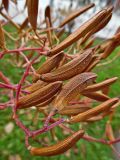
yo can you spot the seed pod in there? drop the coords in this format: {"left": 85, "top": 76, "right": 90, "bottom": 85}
{"left": 19, "top": 17, "right": 28, "bottom": 32}
{"left": 86, "top": 115, "right": 103, "bottom": 122}
{"left": 83, "top": 37, "right": 95, "bottom": 50}
{"left": 0, "top": 22, "right": 6, "bottom": 50}
{"left": 27, "top": 0, "right": 39, "bottom": 30}
{"left": 45, "top": 17, "right": 53, "bottom": 48}
{"left": 36, "top": 96, "right": 55, "bottom": 108}
{"left": 85, "top": 58, "right": 100, "bottom": 72}
{"left": 25, "top": 80, "right": 47, "bottom": 93}
{"left": 49, "top": 9, "right": 107, "bottom": 55}
{"left": 68, "top": 98, "right": 119, "bottom": 123}
{"left": 53, "top": 72, "right": 97, "bottom": 111}
{"left": 59, "top": 3, "right": 95, "bottom": 27}
{"left": 83, "top": 77, "right": 118, "bottom": 93}
{"left": 81, "top": 12, "right": 112, "bottom": 44}
{"left": 60, "top": 104, "right": 90, "bottom": 116}
{"left": 18, "top": 81, "right": 62, "bottom": 109}
{"left": 40, "top": 49, "right": 93, "bottom": 82}
{"left": 45, "top": 5, "right": 52, "bottom": 27}
{"left": 101, "top": 41, "right": 120, "bottom": 59}
{"left": 82, "top": 92, "right": 110, "bottom": 102}
{"left": 33, "top": 52, "right": 64, "bottom": 82}
{"left": 106, "top": 122, "right": 115, "bottom": 141}
{"left": 2, "top": 0, "right": 9, "bottom": 11}
{"left": 30, "top": 130, "right": 84, "bottom": 156}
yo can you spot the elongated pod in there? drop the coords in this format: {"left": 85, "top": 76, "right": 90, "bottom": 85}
{"left": 45, "top": 5, "right": 52, "bottom": 27}
{"left": 60, "top": 105, "right": 90, "bottom": 116}
{"left": 36, "top": 96, "right": 55, "bottom": 108}
{"left": 53, "top": 72, "right": 97, "bottom": 111}
{"left": 83, "top": 77, "right": 118, "bottom": 93}
{"left": 30, "top": 130, "right": 84, "bottom": 156}
{"left": 59, "top": 3, "right": 95, "bottom": 27}
{"left": 82, "top": 91, "right": 110, "bottom": 102}
{"left": 68, "top": 98, "right": 119, "bottom": 123}
{"left": 33, "top": 52, "right": 64, "bottom": 82}
{"left": 27, "top": 0, "right": 39, "bottom": 30}
{"left": 40, "top": 49, "right": 93, "bottom": 82}
{"left": 25, "top": 80, "right": 47, "bottom": 93}
{"left": 81, "top": 12, "right": 112, "bottom": 44}
{"left": 18, "top": 81, "right": 62, "bottom": 109}
{"left": 49, "top": 9, "right": 108, "bottom": 55}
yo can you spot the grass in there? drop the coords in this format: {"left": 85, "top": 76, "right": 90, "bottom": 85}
{"left": 0, "top": 24, "right": 120, "bottom": 160}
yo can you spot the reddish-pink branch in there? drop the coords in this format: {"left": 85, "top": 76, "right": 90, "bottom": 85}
{"left": 0, "top": 47, "right": 48, "bottom": 59}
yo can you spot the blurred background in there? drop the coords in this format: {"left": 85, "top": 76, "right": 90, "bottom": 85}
{"left": 0, "top": 0, "right": 120, "bottom": 160}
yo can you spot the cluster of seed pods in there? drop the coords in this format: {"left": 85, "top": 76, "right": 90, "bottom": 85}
{"left": 0, "top": 0, "right": 120, "bottom": 157}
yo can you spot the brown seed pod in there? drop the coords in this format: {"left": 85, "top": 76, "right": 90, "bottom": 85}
{"left": 82, "top": 91, "right": 110, "bottom": 102}
{"left": 83, "top": 77, "right": 118, "bottom": 93}
{"left": 27, "top": 0, "right": 39, "bottom": 30}
{"left": 83, "top": 37, "right": 95, "bottom": 50}
{"left": 59, "top": 104, "right": 90, "bottom": 116}
{"left": 59, "top": 3, "right": 95, "bottom": 27}
{"left": 68, "top": 98, "right": 119, "bottom": 123}
{"left": 0, "top": 22, "right": 6, "bottom": 50}
{"left": 100, "top": 40, "right": 120, "bottom": 59}
{"left": 2, "top": 0, "right": 9, "bottom": 11}
{"left": 18, "top": 81, "right": 62, "bottom": 109}
{"left": 36, "top": 96, "right": 55, "bottom": 108}
{"left": 106, "top": 122, "right": 115, "bottom": 141}
{"left": 81, "top": 12, "right": 112, "bottom": 45}
{"left": 85, "top": 58, "right": 100, "bottom": 72}
{"left": 30, "top": 130, "right": 84, "bottom": 156}
{"left": 25, "top": 80, "right": 47, "bottom": 93}
{"left": 53, "top": 72, "right": 97, "bottom": 111}
{"left": 33, "top": 52, "right": 64, "bottom": 82}
{"left": 86, "top": 115, "right": 103, "bottom": 122}
{"left": 45, "top": 17, "right": 53, "bottom": 48}
{"left": 49, "top": 9, "right": 108, "bottom": 55}
{"left": 19, "top": 17, "right": 28, "bottom": 32}
{"left": 45, "top": 5, "right": 52, "bottom": 27}
{"left": 40, "top": 49, "right": 93, "bottom": 82}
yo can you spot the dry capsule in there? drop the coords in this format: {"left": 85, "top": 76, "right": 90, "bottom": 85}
{"left": 25, "top": 80, "right": 47, "bottom": 93}
{"left": 49, "top": 9, "right": 108, "bottom": 55}
{"left": 33, "top": 52, "right": 64, "bottom": 82}
{"left": 82, "top": 92, "right": 110, "bottom": 102}
{"left": 83, "top": 77, "right": 118, "bottom": 93}
{"left": 30, "top": 130, "right": 84, "bottom": 156}
{"left": 68, "top": 98, "right": 119, "bottom": 123}
{"left": 40, "top": 49, "right": 93, "bottom": 82}
{"left": 18, "top": 81, "right": 62, "bottom": 109}
{"left": 59, "top": 3, "right": 95, "bottom": 27}
{"left": 53, "top": 72, "right": 97, "bottom": 111}
{"left": 27, "top": 0, "right": 39, "bottom": 30}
